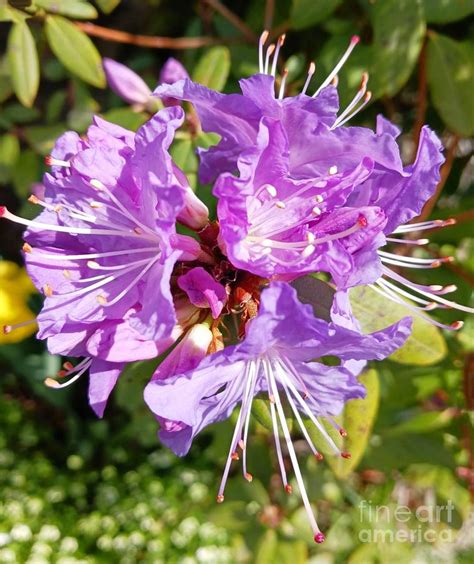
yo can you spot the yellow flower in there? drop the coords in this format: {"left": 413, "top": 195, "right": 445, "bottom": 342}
{"left": 0, "top": 260, "right": 37, "bottom": 344}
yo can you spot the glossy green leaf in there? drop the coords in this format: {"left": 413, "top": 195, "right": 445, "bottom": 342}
{"left": 350, "top": 286, "right": 447, "bottom": 365}
{"left": 304, "top": 370, "right": 379, "bottom": 478}
{"left": 422, "top": 0, "right": 474, "bottom": 23}
{"left": 95, "top": 0, "right": 121, "bottom": 13}
{"left": 11, "top": 149, "right": 39, "bottom": 196}
{"left": 170, "top": 139, "right": 198, "bottom": 176}
{"left": 291, "top": 276, "right": 335, "bottom": 322}
{"left": 99, "top": 108, "right": 147, "bottom": 132}
{"left": 386, "top": 408, "right": 456, "bottom": 436}
{"left": 35, "top": 0, "right": 98, "bottom": 19}
{"left": 45, "top": 15, "right": 105, "bottom": 88}
{"left": 7, "top": 21, "right": 39, "bottom": 107}
{"left": 192, "top": 47, "right": 230, "bottom": 92}
{"left": 369, "top": 0, "right": 425, "bottom": 98}
{"left": 252, "top": 399, "right": 273, "bottom": 431}
{"left": 0, "top": 133, "right": 20, "bottom": 183}
{"left": 290, "top": 0, "right": 342, "bottom": 30}
{"left": 327, "top": 370, "right": 379, "bottom": 479}
{"left": 427, "top": 33, "right": 474, "bottom": 136}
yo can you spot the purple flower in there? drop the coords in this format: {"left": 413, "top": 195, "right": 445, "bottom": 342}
{"left": 0, "top": 107, "right": 208, "bottom": 412}
{"left": 103, "top": 58, "right": 152, "bottom": 106}
{"left": 157, "top": 32, "right": 472, "bottom": 325}
{"left": 178, "top": 267, "right": 227, "bottom": 318}
{"left": 214, "top": 116, "right": 385, "bottom": 284}
{"left": 145, "top": 282, "right": 411, "bottom": 542}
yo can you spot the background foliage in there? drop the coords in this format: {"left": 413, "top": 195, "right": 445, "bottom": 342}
{"left": 0, "top": 0, "right": 473, "bottom": 562}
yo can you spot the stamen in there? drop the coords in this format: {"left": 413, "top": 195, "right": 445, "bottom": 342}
{"left": 43, "top": 284, "right": 53, "bottom": 297}
{"left": 302, "top": 62, "right": 316, "bottom": 95}
{"left": 334, "top": 91, "right": 372, "bottom": 128}
{"left": 314, "top": 35, "right": 360, "bottom": 97}
{"left": 266, "top": 360, "right": 323, "bottom": 540}
{"left": 381, "top": 270, "right": 474, "bottom": 314}
{"left": 369, "top": 283, "right": 464, "bottom": 331}
{"left": 264, "top": 44, "right": 275, "bottom": 75}
{"left": 393, "top": 218, "right": 456, "bottom": 234}
{"left": 3, "top": 319, "right": 36, "bottom": 334}
{"left": 386, "top": 237, "right": 429, "bottom": 245}
{"left": 329, "top": 166, "right": 338, "bottom": 175}
{"left": 217, "top": 362, "right": 256, "bottom": 502}
{"left": 0, "top": 206, "right": 154, "bottom": 240}
{"left": 27, "top": 247, "right": 157, "bottom": 263}
{"left": 45, "top": 155, "right": 71, "bottom": 168}
{"left": 271, "top": 34, "right": 286, "bottom": 77}
{"left": 44, "top": 358, "right": 92, "bottom": 389}
{"left": 278, "top": 69, "right": 289, "bottom": 100}
{"left": 331, "top": 73, "right": 369, "bottom": 129}
{"left": 259, "top": 30, "right": 269, "bottom": 73}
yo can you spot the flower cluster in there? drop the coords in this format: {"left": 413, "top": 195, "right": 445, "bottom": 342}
{"left": 2, "top": 34, "right": 471, "bottom": 542}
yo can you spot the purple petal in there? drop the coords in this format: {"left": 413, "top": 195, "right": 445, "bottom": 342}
{"left": 178, "top": 267, "right": 227, "bottom": 318}
{"left": 88, "top": 359, "right": 124, "bottom": 418}
{"left": 103, "top": 58, "right": 152, "bottom": 105}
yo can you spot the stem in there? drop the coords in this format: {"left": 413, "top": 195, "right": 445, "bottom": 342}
{"left": 412, "top": 39, "right": 428, "bottom": 155}
{"left": 75, "top": 21, "right": 227, "bottom": 49}
{"left": 264, "top": 0, "right": 275, "bottom": 31}
{"left": 202, "top": 0, "right": 257, "bottom": 43}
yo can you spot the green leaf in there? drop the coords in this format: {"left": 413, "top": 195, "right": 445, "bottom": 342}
{"left": 369, "top": 0, "right": 425, "bottom": 98}
{"left": 45, "top": 15, "right": 105, "bottom": 88}
{"left": 290, "top": 0, "right": 342, "bottom": 30}
{"left": 100, "top": 108, "right": 147, "bottom": 132}
{"left": 350, "top": 286, "right": 447, "bottom": 365}
{"left": 23, "top": 123, "right": 67, "bottom": 155}
{"left": 0, "top": 133, "right": 20, "bottom": 183}
{"left": 427, "top": 33, "right": 474, "bottom": 136}
{"left": 309, "top": 370, "right": 380, "bottom": 479}
{"left": 386, "top": 408, "right": 456, "bottom": 436}
{"left": 35, "top": 0, "right": 98, "bottom": 19}
{"left": 95, "top": 0, "right": 121, "bottom": 14}
{"left": 422, "top": 0, "right": 474, "bottom": 23}
{"left": 11, "top": 149, "right": 40, "bottom": 196}
{"left": 252, "top": 399, "right": 273, "bottom": 431}
{"left": 192, "top": 46, "right": 230, "bottom": 91}
{"left": 7, "top": 21, "right": 39, "bottom": 107}
{"left": 170, "top": 139, "right": 198, "bottom": 176}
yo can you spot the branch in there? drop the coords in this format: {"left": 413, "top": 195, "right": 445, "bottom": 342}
{"left": 75, "top": 21, "right": 226, "bottom": 49}
{"left": 264, "top": 0, "right": 275, "bottom": 31}
{"left": 202, "top": 0, "right": 257, "bottom": 43}
{"left": 412, "top": 39, "right": 428, "bottom": 156}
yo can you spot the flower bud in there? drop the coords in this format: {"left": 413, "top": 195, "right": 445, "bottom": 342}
{"left": 103, "top": 58, "right": 152, "bottom": 106}
{"left": 159, "top": 58, "right": 189, "bottom": 107}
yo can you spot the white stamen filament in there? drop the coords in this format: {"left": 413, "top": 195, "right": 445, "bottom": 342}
{"left": 301, "top": 62, "right": 316, "bottom": 95}
{"left": 264, "top": 44, "right": 275, "bottom": 75}
{"left": 45, "top": 358, "right": 92, "bottom": 389}
{"left": 270, "top": 34, "right": 285, "bottom": 77}
{"left": 334, "top": 92, "right": 372, "bottom": 128}
{"left": 1, "top": 207, "right": 155, "bottom": 240}
{"left": 278, "top": 69, "right": 288, "bottom": 100}
{"left": 265, "top": 359, "right": 321, "bottom": 537}
{"left": 217, "top": 362, "right": 256, "bottom": 501}
{"left": 331, "top": 73, "right": 369, "bottom": 129}
{"left": 259, "top": 30, "right": 269, "bottom": 73}
{"left": 386, "top": 237, "right": 429, "bottom": 245}
{"left": 393, "top": 219, "right": 456, "bottom": 233}
{"left": 369, "top": 283, "right": 463, "bottom": 331}
{"left": 26, "top": 247, "right": 157, "bottom": 262}
{"left": 313, "top": 35, "right": 360, "bottom": 97}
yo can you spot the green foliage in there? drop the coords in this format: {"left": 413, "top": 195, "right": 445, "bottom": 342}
{"left": 427, "top": 32, "right": 474, "bottom": 136}
{"left": 7, "top": 21, "right": 39, "bottom": 107}
{"left": 350, "top": 286, "right": 448, "bottom": 365}
{"left": 290, "top": 0, "right": 342, "bottom": 30}
{"left": 45, "top": 15, "right": 105, "bottom": 88}
{"left": 192, "top": 46, "right": 231, "bottom": 91}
